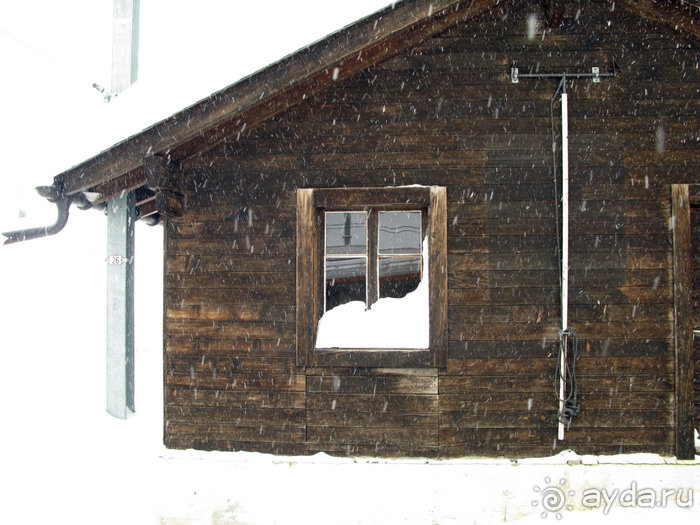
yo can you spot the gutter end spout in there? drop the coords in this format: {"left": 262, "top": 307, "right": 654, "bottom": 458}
{"left": 2, "top": 186, "right": 72, "bottom": 245}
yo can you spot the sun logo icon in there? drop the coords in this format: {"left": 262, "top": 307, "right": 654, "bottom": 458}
{"left": 532, "top": 477, "right": 575, "bottom": 519}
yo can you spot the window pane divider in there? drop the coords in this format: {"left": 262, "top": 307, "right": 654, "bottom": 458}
{"left": 367, "top": 209, "right": 379, "bottom": 306}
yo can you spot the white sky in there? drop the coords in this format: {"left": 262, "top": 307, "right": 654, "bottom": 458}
{"left": 0, "top": 0, "right": 392, "bottom": 230}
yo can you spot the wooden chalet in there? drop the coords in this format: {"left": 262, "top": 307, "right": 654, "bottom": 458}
{"left": 8, "top": 0, "right": 699, "bottom": 458}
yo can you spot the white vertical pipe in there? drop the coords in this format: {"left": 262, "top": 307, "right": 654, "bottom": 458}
{"left": 558, "top": 88, "right": 569, "bottom": 441}
{"left": 561, "top": 90, "right": 569, "bottom": 333}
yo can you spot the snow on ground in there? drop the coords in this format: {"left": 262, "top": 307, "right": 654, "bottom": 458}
{"left": 1, "top": 2, "right": 699, "bottom": 524}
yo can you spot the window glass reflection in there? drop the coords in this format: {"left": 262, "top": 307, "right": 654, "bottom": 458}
{"left": 325, "top": 257, "right": 367, "bottom": 311}
{"left": 378, "top": 211, "right": 421, "bottom": 255}
{"left": 326, "top": 212, "right": 367, "bottom": 255}
{"left": 378, "top": 256, "right": 421, "bottom": 299}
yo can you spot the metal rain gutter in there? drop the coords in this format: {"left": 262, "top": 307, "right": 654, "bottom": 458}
{"left": 2, "top": 185, "right": 99, "bottom": 245}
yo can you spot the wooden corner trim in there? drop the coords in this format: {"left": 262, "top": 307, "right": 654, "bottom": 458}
{"left": 671, "top": 184, "right": 695, "bottom": 460}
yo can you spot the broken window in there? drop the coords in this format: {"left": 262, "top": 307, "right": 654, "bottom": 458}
{"left": 296, "top": 186, "right": 447, "bottom": 368}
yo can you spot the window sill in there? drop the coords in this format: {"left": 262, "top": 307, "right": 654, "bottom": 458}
{"left": 310, "top": 348, "right": 434, "bottom": 368}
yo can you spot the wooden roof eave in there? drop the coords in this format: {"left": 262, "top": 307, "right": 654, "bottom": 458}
{"left": 52, "top": 0, "right": 505, "bottom": 201}
{"left": 53, "top": 0, "right": 699, "bottom": 204}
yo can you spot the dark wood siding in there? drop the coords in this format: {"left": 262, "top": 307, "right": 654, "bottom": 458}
{"left": 692, "top": 198, "right": 700, "bottom": 433}
{"left": 164, "top": 0, "right": 698, "bottom": 457}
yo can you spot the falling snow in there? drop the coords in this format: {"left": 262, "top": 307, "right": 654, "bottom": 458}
{"left": 2, "top": 0, "right": 699, "bottom": 524}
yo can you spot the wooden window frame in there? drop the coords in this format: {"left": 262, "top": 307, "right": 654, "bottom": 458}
{"left": 296, "top": 186, "right": 447, "bottom": 368}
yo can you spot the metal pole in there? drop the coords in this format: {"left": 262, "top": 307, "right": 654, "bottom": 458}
{"left": 510, "top": 64, "right": 618, "bottom": 440}
{"left": 558, "top": 83, "right": 569, "bottom": 441}
{"left": 106, "top": 192, "right": 135, "bottom": 418}
{"left": 111, "top": 0, "right": 140, "bottom": 95}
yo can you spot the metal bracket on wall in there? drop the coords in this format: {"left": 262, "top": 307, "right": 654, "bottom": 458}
{"left": 510, "top": 60, "right": 618, "bottom": 84}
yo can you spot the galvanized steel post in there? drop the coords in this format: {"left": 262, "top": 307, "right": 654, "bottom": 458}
{"left": 106, "top": 192, "right": 135, "bottom": 418}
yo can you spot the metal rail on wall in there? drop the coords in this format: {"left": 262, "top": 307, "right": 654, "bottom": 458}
{"left": 510, "top": 60, "right": 619, "bottom": 441}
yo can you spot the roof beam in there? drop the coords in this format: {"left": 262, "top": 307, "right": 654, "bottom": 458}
{"left": 143, "top": 155, "right": 184, "bottom": 217}
{"left": 87, "top": 167, "right": 146, "bottom": 204}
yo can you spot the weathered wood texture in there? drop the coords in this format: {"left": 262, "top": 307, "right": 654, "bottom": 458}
{"left": 672, "top": 185, "right": 695, "bottom": 459}
{"left": 691, "top": 199, "right": 700, "bottom": 434}
{"left": 163, "top": 0, "right": 699, "bottom": 458}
